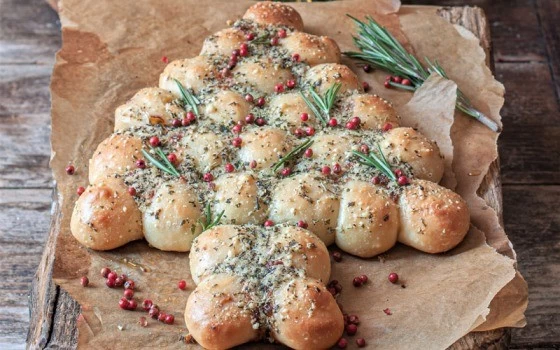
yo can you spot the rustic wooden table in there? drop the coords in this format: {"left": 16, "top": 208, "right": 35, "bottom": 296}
{"left": 0, "top": 0, "right": 558, "bottom": 348}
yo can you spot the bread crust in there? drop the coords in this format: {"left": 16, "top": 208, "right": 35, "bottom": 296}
{"left": 243, "top": 1, "right": 304, "bottom": 31}
{"left": 398, "top": 179, "right": 470, "bottom": 253}
{"left": 380, "top": 127, "right": 445, "bottom": 183}
{"left": 281, "top": 32, "right": 341, "bottom": 66}
{"left": 71, "top": 177, "right": 143, "bottom": 250}
{"left": 336, "top": 181, "right": 399, "bottom": 257}
{"left": 88, "top": 133, "right": 143, "bottom": 184}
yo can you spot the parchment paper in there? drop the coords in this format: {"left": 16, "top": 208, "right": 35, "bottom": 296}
{"left": 49, "top": 0, "right": 527, "bottom": 348}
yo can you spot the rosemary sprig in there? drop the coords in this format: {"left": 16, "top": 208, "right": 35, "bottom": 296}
{"left": 300, "top": 83, "right": 341, "bottom": 126}
{"left": 174, "top": 79, "right": 200, "bottom": 116}
{"left": 251, "top": 33, "right": 270, "bottom": 45}
{"left": 198, "top": 202, "right": 225, "bottom": 232}
{"left": 352, "top": 144, "right": 397, "bottom": 181}
{"left": 272, "top": 139, "right": 314, "bottom": 172}
{"left": 141, "top": 147, "right": 180, "bottom": 177}
{"left": 344, "top": 15, "right": 500, "bottom": 132}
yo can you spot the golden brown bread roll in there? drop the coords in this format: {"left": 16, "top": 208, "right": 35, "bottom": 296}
{"left": 187, "top": 225, "right": 342, "bottom": 349}
{"left": 269, "top": 173, "right": 339, "bottom": 245}
{"left": 304, "top": 63, "right": 363, "bottom": 94}
{"left": 142, "top": 180, "right": 203, "bottom": 252}
{"left": 280, "top": 31, "right": 341, "bottom": 66}
{"left": 200, "top": 27, "right": 246, "bottom": 57}
{"left": 184, "top": 274, "right": 258, "bottom": 350}
{"left": 380, "top": 127, "right": 445, "bottom": 183}
{"left": 271, "top": 278, "right": 344, "bottom": 349}
{"left": 71, "top": 177, "right": 143, "bottom": 250}
{"left": 114, "top": 87, "right": 185, "bottom": 131}
{"left": 232, "top": 57, "right": 294, "bottom": 94}
{"left": 203, "top": 89, "right": 251, "bottom": 125}
{"left": 398, "top": 179, "right": 470, "bottom": 253}
{"left": 242, "top": 1, "right": 304, "bottom": 31}
{"left": 349, "top": 93, "right": 401, "bottom": 130}
{"left": 88, "top": 133, "right": 143, "bottom": 184}
{"left": 213, "top": 172, "right": 268, "bottom": 225}
{"left": 159, "top": 56, "right": 216, "bottom": 95}
{"left": 336, "top": 180, "right": 399, "bottom": 258}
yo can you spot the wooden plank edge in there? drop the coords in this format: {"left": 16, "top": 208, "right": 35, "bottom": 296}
{"left": 27, "top": 188, "right": 80, "bottom": 349}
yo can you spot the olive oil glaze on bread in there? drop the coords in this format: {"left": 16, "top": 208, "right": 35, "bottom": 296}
{"left": 71, "top": 2, "right": 469, "bottom": 348}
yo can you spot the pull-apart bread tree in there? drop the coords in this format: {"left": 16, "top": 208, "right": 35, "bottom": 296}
{"left": 70, "top": 2, "right": 470, "bottom": 348}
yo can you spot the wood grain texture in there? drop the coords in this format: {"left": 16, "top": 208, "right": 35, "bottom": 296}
{"left": 536, "top": 0, "right": 560, "bottom": 103}
{"left": 0, "top": 189, "right": 52, "bottom": 348}
{"left": 504, "top": 186, "right": 560, "bottom": 347}
{"left": 0, "top": 0, "right": 61, "bottom": 65}
{"left": 497, "top": 62, "right": 560, "bottom": 185}
{"left": 403, "top": 0, "right": 548, "bottom": 63}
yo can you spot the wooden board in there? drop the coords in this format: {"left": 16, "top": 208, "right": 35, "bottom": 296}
{"left": 26, "top": 5, "right": 512, "bottom": 349}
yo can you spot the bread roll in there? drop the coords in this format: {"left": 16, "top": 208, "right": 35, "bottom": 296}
{"left": 159, "top": 56, "right": 216, "bottom": 95}
{"left": 336, "top": 181, "right": 399, "bottom": 257}
{"left": 200, "top": 27, "right": 246, "bottom": 57}
{"left": 305, "top": 63, "right": 362, "bottom": 94}
{"left": 280, "top": 32, "right": 341, "bottom": 66}
{"left": 270, "top": 226, "right": 331, "bottom": 283}
{"left": 180, "top": 130, "right": 224, "bottom": 173}
{"left": 213, "top": 172, "right": 268, "bottom": 225}
{"left": 232, "top": 58, "right": 294, "bottom": 94}
{"left": 114, "top": 88, "right": 184, "bottom": 131}
{"left": 380, "top": 127, "right": 445, "bottom": 183}
{"left": 143, "top": 181, "right": 203, "bottom": 252}
{"left": 243, "top": 1, "right": 304, "bottom": 31}
{"left": 271, "top": 278, "right": 344, "bottom": 349}
{"left": 71, "top": 177, "right": 143, "bottom": 250}
{"left": 189, "top": 225, "right": 246, "bottom": 284}
{"left": 269, "top": 173, "right": 339, "bottom": 245}
{"left": 268, "top": 92, "right": 316, "bottom": 127}
{"left": 349, "top": 93, "right": 400, "bottom": 130}
{"left": 310, "top": 131, "right": 358, "bottom": 165}
{"left": 89, "top": 133, "right": 143, "bottom": 184}
{"left": 185, "top": 274, "right": 258, "bottom": 350}
{"left": 398, "top": 179, "right": 470, "bottom": 253}
{"left": 204, "top": 90, "right": 250, "bottom": 125}
{"left": 238, "top": 127, "right": 292, "bottom": 169}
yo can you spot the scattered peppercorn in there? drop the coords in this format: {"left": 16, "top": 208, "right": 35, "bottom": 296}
{"left": 124, "top": 289, "right": 134, "bottom": 300}
{"left": 164, "top": 314, "right": 175, "bottom": 325}
{"left": 101, "top": 267, "right": 111, "bottom": 278}
{"left": 297, "top": 220, "right": 308, "bottom": 229}
{"left": 178, "top": 280, "right": 187, "bottom": 290}
{"left": 337, "top": 338, "right": 348, "bottom": 349}
{"left": 332, "top": 251, "right": 342, "bottom": 262}
{"left": 346, "top": 323, "right": 358, "bottom": 336}
{"left": 119, "top": 298, "right": 129, "bottom": 310}
{"left": 142, "top": 299, "right": 153, "bottom": 311}
{"left": 65, "top": 165, "right": 75, "bottom": 175}
{"left": 149, "top": 136, "right": 160, "bottom": 147}
{"left": 80, "top": 276, "right": 89, "bottom": 287}
{"left": 388, "top": 272, "right": 399, "bottom": 283}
